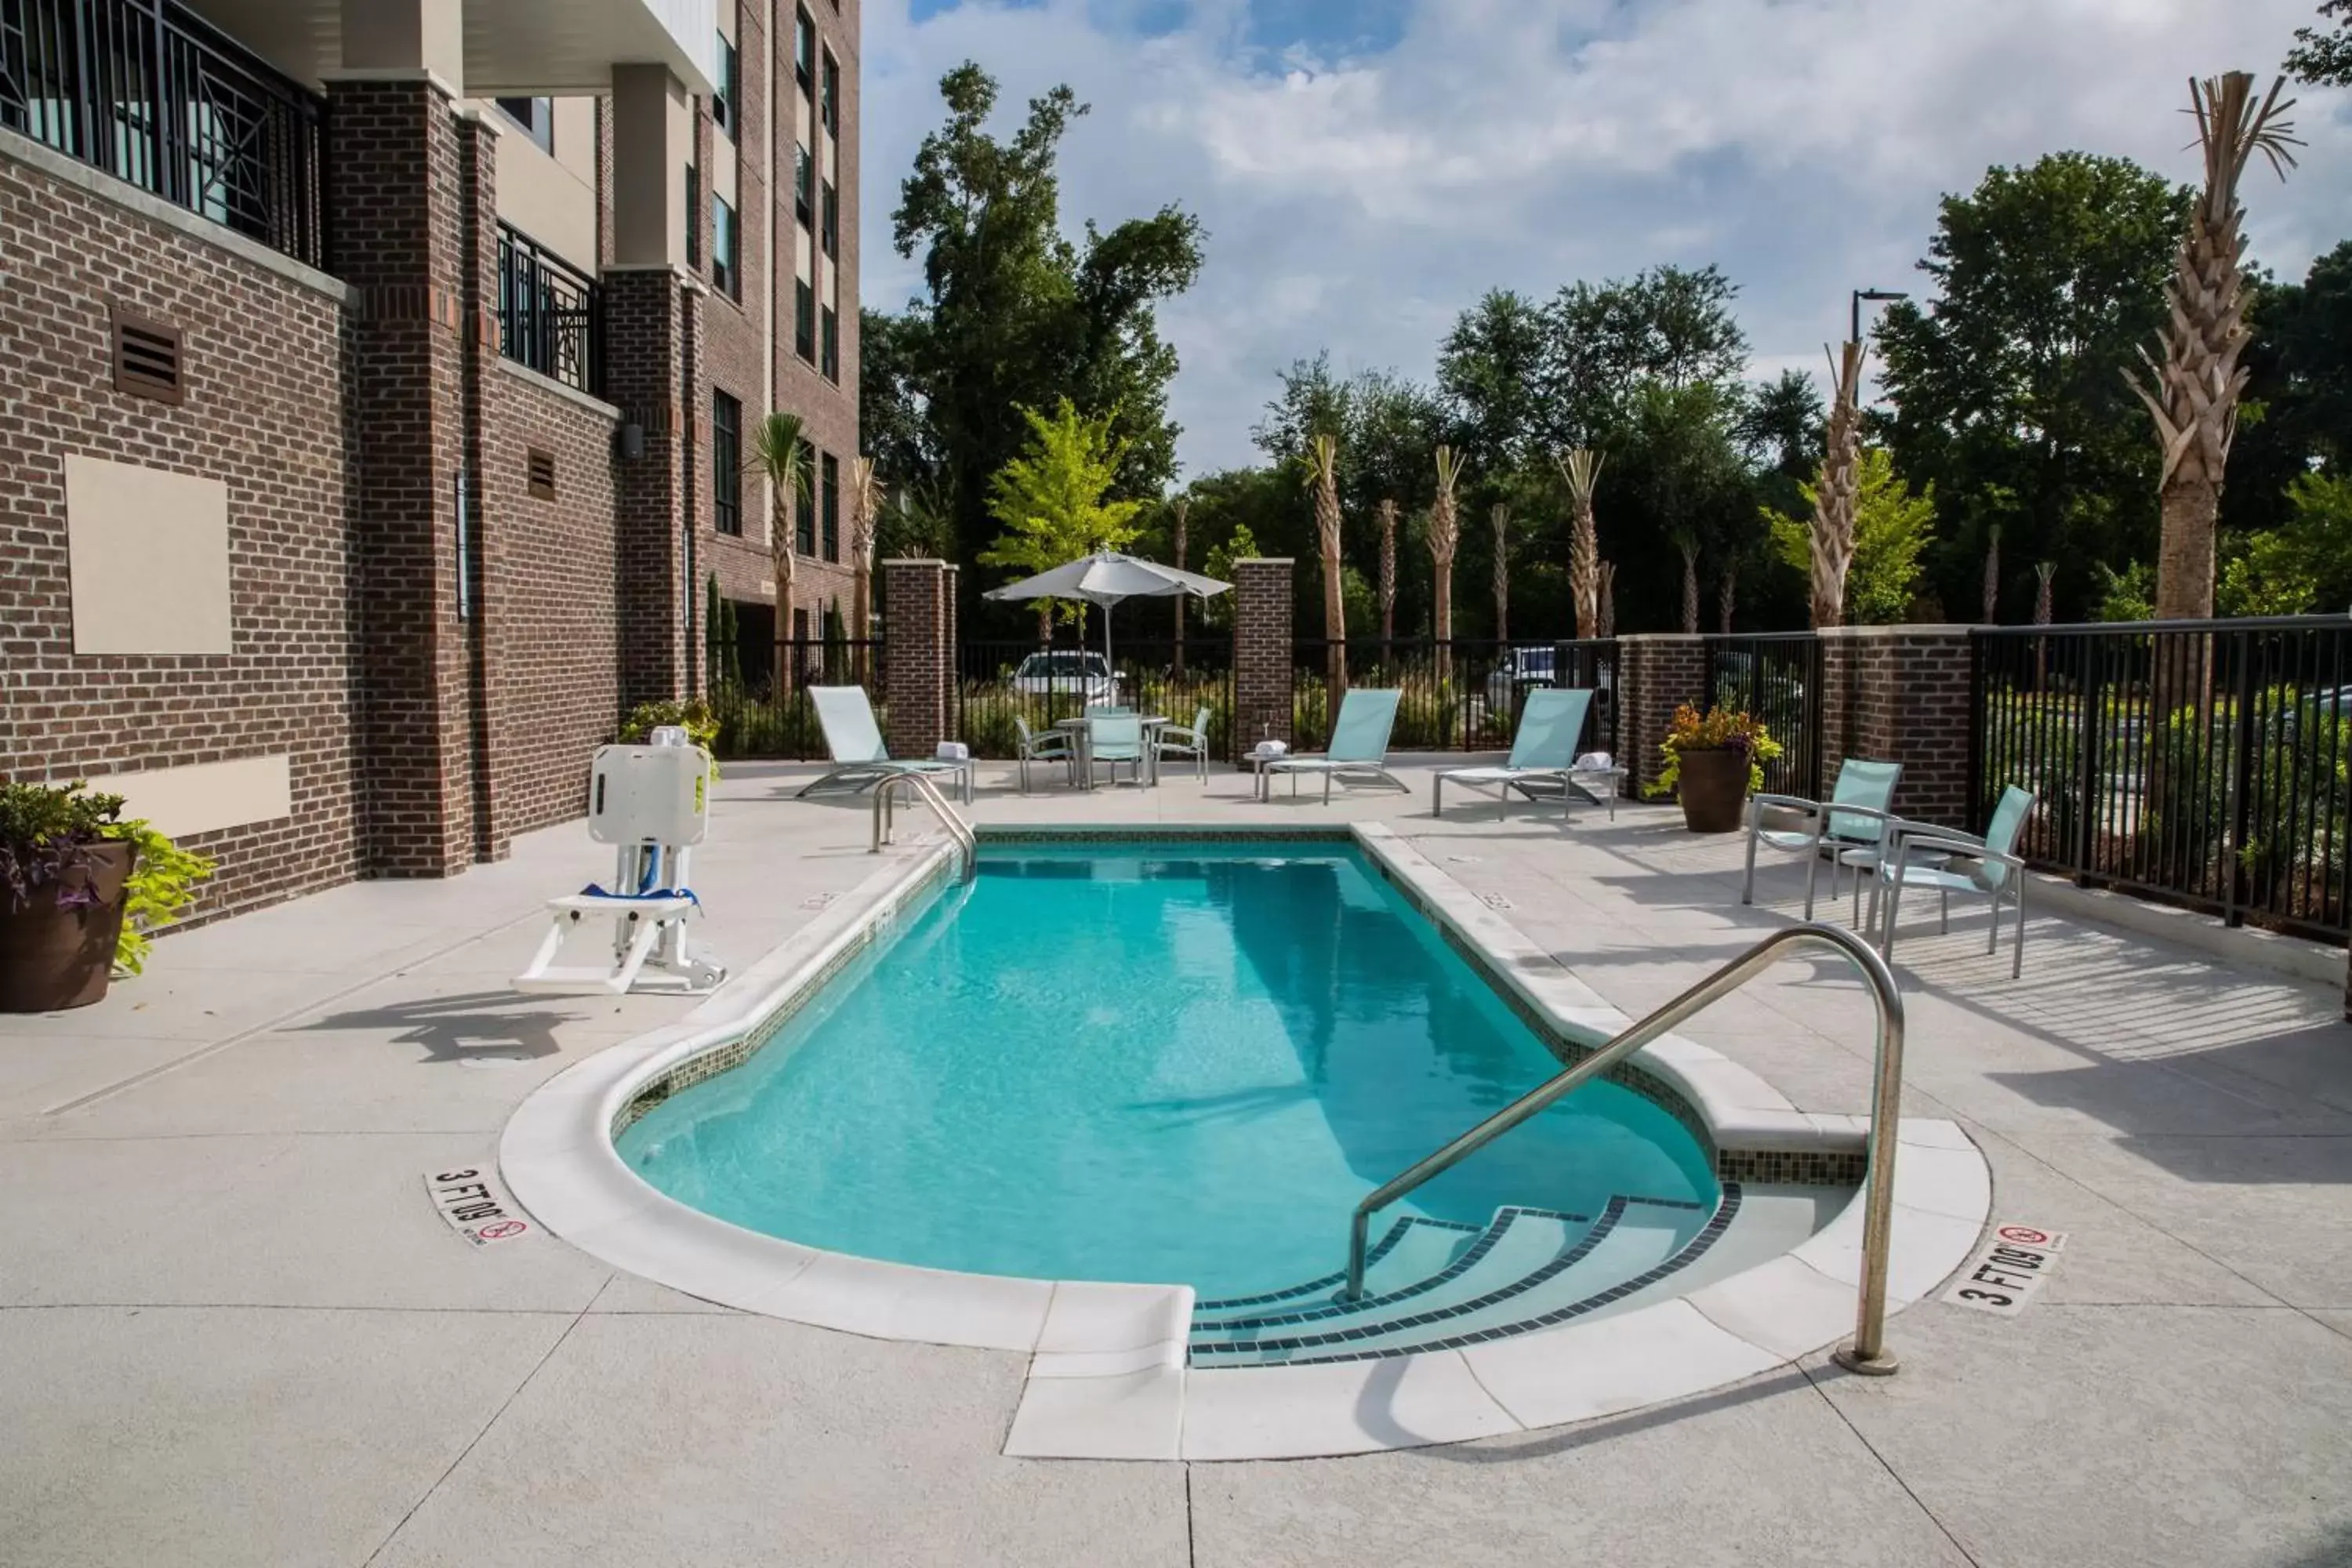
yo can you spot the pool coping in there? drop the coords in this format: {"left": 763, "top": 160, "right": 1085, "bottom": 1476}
{"left": 499, "top": 822, "right": 1991, "bottom": 1462}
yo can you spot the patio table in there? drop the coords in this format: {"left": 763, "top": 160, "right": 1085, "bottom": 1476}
{"left": 1054, "top": 713, "right": 1169, "bottom": 789}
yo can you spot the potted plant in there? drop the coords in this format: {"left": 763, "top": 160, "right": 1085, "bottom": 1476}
{"left": 1644, "top": 704, "right": 1783, "bottom": 833}
{"left": 0, "top": 782, "right": 216, "bottom": 1011}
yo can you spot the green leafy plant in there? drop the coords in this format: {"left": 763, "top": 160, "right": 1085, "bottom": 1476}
{"left": 1643, "top": 704, "right": 1784, "bottom": 797}
{"left": 619, "top": 700, "right": 723, "bottom": 778}
{"left": 114, "top": 819, "right": 213, "bottom": 975}
{"left": 0, "top": 781, "right": 216, "bottom": 975}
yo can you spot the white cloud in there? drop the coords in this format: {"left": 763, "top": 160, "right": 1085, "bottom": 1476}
{"left": 862, "top": 0, "right": 2352, "bottom": 476}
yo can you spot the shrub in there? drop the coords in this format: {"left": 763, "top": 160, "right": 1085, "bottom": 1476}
{"left": 1643, "top": 704, "right": 1782, "bottom": 797}
{"left": 0, "top": 781, "right": 215, "bottom": 975}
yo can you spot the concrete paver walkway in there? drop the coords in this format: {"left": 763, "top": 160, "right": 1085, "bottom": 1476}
{"left": 4, "top": 760, "right": 2348, "bottom": 1567}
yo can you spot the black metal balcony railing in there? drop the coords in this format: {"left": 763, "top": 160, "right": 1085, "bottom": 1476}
{"left": 1, "top": 0, "right": 325, "bottom": 265}
{"left": 498, "top": 223, "right": 601, "bottom": 396}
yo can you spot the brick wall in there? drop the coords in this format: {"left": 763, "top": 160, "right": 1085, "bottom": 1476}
{"left": 1618, "top": 635, "right": 1707, "bottom": 796}
{"left": 1232, "top": 559, "right": 1294, "bottom": 762}
{"left": 604, "top": 267, "right": 695, "bottom": 707}
{"left": 1820, "top": 626, "right": 1973, "bottom": 827}
{"left": 882, "top": 559, "right": 949, "bottom": 757}
{"left": 0, "top": 135, "right": 361, "bottom": 920}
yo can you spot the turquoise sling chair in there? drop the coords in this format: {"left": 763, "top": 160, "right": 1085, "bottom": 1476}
{"left": 1740, "top": 759, "right": 1903, "bottom": 924}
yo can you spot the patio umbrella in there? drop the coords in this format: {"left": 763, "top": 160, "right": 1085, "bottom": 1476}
{"left": 981, "top": 550, "right": 1230, "bottom": 671}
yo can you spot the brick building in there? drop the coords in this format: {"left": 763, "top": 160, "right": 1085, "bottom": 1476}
{"left": 0, "top": 0, "right": 861, "bottom": 915}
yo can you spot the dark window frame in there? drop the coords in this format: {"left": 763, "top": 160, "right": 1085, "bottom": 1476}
{"left": 712, "top": 33, "right": 740, "bottom": 139}
{"left": 793, "top": 439, "right": 818, "bottom": 554}
{"left": 684, "top": 162, "right": 701, "bottom": 270}
{"left": 796, "top": 278, "right": 816, "bottom": 363}
{"left": 794, "top": 6, "right": 816, "bottom": 91}
{"left": 821, "top": 51, "right": 840, "bottom": 136}
{"left": 712, "top": 391, "right": 742, "bottom": 535}
{"left": 821, "top": 452, "right": 840, "bottom": 562}
{"left": 794, "top": 143, "right": 814, "bottom": 227}
{"left": 497, "top": 97, "right": 554, "bottom": 154}
{"left": 712, "top": 194, "right": 739, "bottom": 299}
{"left": 820, "top": 179, "right": 837, "bottom": 257}
{"left": 820, "top": 306, "right": 838, "bottom": 383}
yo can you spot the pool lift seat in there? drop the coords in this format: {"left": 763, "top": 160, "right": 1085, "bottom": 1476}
{"left": 511, "top": 737, "right": 727, "bottom": 996}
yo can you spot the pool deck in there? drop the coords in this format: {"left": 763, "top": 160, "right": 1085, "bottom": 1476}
{"left": 5, "top": 759, "right": 2350, "bottom": 1567}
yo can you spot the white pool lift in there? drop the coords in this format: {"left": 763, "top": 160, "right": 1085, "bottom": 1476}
{"left": 511, "top": 731, "right": 727, "bottom": 995}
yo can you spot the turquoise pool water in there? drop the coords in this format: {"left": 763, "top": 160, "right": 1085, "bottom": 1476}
{"left": 619, "top": 842, "right": 1717, "bottom": 1298}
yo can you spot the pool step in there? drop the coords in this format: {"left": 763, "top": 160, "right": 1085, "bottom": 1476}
{"left": 1186, "top": 1188, "right": 1735, "bottom": 1367}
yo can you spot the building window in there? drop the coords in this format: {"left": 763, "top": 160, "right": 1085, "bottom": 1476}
{"left": 712, "top": 34, "right": 739, "bottom": 138}
{"left": 794, "top": 143, "right": 813, "bottom": 226}
{"left": 713, "top": 391, "right": 742, "bottom": 535}
{"left": 712, "top": 195, "right": 739, "bottom": 298}
{"left": 820, "top": 307, "right": 838, "bottom": 383}
{"left": 794, "top": 440, "right": 818, "bottom": 554}
{"left": 796, "top": 280, "right": 815, "bottom": 362}
{"left": 497, "top": 98, "right": 554, "bottom": 154}
{"left": 795, "top": 7, "right": 816, "bottom": 90}
{"left": 821, "top": 452, "right": 840, "bottom": 562}
{"left": 821, "top": 52, "right": 839, "bottom": 136}
{"left": 684, "top": 162, "right": 701, "bottom": 269}
{"left": 820, "top": 180, "right": 837, "bottom": 257}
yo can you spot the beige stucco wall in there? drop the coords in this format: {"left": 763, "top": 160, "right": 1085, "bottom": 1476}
{"left": 492, "top": 97, "right": 599, "bottom": 270}
{"left": 64, "top": 455, "right": 231, "bottom": 655}
{"left": 612, "top": 64, "right": 691, "bottom": 267}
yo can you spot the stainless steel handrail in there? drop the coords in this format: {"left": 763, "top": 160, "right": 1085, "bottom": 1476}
{"left": 1340, "top": 921, "right": 1909, "bottom": 1376}
{"left": 870, "top": 772, "right": 978, "bottom": 882}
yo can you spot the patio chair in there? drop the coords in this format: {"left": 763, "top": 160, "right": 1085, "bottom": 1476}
{"left": 1154, "top": 705, "right": 1213, "bottom": 784}
{"left": 1741, "top": 759, "right": 1904, "bottom": 923}
{"left": 1086, "top": 710, "right": 1147, "bottom": 787}
{"left": 800, "top": 686, "right": 973, "bottom": 804}
{"left": 1013, "top": 716, "right": 1076, "bottom": 794}
{"left": 1874, "top": 786, "right": 2037, "bottom": 978}
{"left": 514, "top": 741, "right": 726, "bottom": 995}
{"left": 1430, "top": 688, "right": 1595, "bottom": 821}
{"left": 1264, "top": 689, "right": 1407, "bottom": 803}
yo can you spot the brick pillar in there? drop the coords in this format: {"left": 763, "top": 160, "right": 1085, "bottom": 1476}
{"left": 1618, "top": 634, "right": 1708, "bottom": 797}
{"left": 1818, "top": 626, "right": 1974, "bottom": 827}
{"left": 328, "top": 78, "right": 477, "bottom": 877}
{"left": 605, "top": 266, "right": 699, "bottom": 706}
{"left": 453, "top": 107, "right": 508, "bottom": 862}
{"left": 883, "top": 559, "right": 950, "bottom": 757}
{"left": 1232, "top": 558, "right": 1294, "bottom": 762}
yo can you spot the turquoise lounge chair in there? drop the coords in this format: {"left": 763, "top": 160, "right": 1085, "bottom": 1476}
{"left": 1264, "top": 689, "right": 1407, "bottom": 803}
{"left": 1085, "top": 710, "right": 1147, "bottom": 787}
{"left": 800, "top": 686, "right": 974, "bottom": 804}
{"left": 1431, "top": 688, "right": 1598, "bottom": 821}
{"left": 1741, "top": 758, "right": 1904, "bottom": 923}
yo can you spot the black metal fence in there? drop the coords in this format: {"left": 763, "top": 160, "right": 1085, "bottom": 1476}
{"left": 1, "top": 0, "right": 327, "bottom": 265}
{"left": 957, "top": 638, "right": 1235, "bottom": 760}
{"left": 1972, "top": 617, "right": 2352, "bottom": 941}
{"left": 499, "top": 223, "right": 601, "bottom": 395}
{"left": 1283, "top": 639, "right": 1618, "bottom": 757}
{"left": 1705, "top": 633, "right": 1824, "bottom": 799}
{"left": 707, "top": 637, "right": 884, "bottom": 760}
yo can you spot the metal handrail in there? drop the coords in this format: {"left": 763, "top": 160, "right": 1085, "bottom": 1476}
{"left": 870, "top": 772, "right": 977, "bottom": 882}
{"left": 1341, "top": 921, "right": 1910, "bottom": 1376}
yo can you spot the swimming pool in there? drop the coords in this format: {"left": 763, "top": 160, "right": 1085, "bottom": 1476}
{"left": 618, "top": 841, "right": 1719, "bottom": 1307}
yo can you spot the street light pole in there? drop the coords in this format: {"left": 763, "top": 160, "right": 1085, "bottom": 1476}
{"left": 1851, "top": 287, "right": 1909, "bottom": 345}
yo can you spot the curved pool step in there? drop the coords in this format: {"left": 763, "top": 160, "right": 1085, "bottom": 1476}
{"left": 1187, "top": 1189, "right": 1735, "bottom": 1368}
{"left": 1191, "top": 1214, "right": 1485, "bottom": 1316}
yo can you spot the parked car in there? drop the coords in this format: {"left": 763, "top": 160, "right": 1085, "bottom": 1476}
{"left": 1484, "top": 646, "right": 1558, "bottom": 711}
{"left": 1010, "top": 651, "right": 1122, "bottom": 706}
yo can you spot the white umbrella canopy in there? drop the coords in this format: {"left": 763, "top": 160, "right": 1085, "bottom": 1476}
{"left": 982, "top": 550, "right": 1230, "bottom": 670}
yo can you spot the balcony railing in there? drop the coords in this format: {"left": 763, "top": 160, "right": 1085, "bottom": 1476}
{"left": 498, "top": 223, "right": 601, "bottom": 397}
{"left": 0, "top": 0, "right": 326, "bottom": 266}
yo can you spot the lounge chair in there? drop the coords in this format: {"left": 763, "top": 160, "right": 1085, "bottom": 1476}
{"left": 1263, "top": 689, "right": 1407, "bottom": 803}
{"left": 1012, "top": 716, "right": 1076, "bottom": 793}
{"left": 1430, "top": 688, "right": 1596, "bottom": 821}
{"left": 1874, "top": 786, "right": 2037, "bottom": 977}
{"left": 1155, "top": 705, "right": 1213, "bottom": 784}
{"left": 1741, "top": 759, "right": 1903, "bottom": 923}
{"left": 800, "top": 686, "right": 974, "bottom": 804}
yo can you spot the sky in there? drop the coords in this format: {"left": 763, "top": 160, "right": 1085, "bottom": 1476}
{"left": 860, "top": 0, "right": 2352, "bottom": 478}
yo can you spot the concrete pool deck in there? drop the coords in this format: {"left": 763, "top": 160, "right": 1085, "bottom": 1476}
{"left": 5, "top": 759, "right": 2350, "bottom": 1566}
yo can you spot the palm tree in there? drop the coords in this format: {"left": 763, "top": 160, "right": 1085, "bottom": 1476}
{"left": 848, "top": 455, "right": 880, "bottom": 685}
{"left": 1428, "top": 446, "right": 1464, "bottom": 678}
{"left": 1376, "top": 498, "right": 1399, "bottom": 662}
{"left": 1558, "top": 448, "right": 1603, "bottom": 640}
{"left": 1980, "top": 522, "right": 2002, "bottom": 624}
{"left": 1490, "top": 503, "right": 1512, "bottom": 644}
{"left": 1717, "top": 563, "right": 1737, "bottom": 634}
{"left": 749, "top": 412, "right": 815, "bottom": 697}
{"left": 1669, "top": 526, "right": 1701, "bottom": 633}
{"left": 2034, "top": 561, "right": 2056, "bottom": 626}
{"left": 2129, "top": 72, "right": 2299, "bottom": 622}
{"left": 1810, "top": 339, "right": 1865, "bottom": 628}
{"left": 1598, "top": 562, "right": 1617, "bottom": 641}
{"left": 1170, "top": 496, "right": 1191, "bottom": 674}
{"left": 1304, "top": 434, "right": 1347, "bottom": 701}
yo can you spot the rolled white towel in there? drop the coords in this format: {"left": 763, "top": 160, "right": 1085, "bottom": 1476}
{"left": 1573, "top": 751, "right": 1614, "bottom": 771}
{"left": 1252, "top": 739, "right": 1290, "bottom": 759}
{"left": 935, "top": 741, "right": 971, "bottom": 761}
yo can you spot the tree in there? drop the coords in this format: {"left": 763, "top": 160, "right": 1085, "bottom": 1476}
{"left": 1427, "top": 447, "right": 1465, "bottom": 672}
{"left": 1490, "top": 503, "right": 1512, "bottom": 642}
{"left": 1811, "top": 341, "right": 1865, "bottom": 627}
{"left": 1981, "top": 524, "right": 2002, "bottom": 622}
{"left": 977, "top": 399, "right": 1145, "bottom": 638}
{"left": 2220, "top": 472, "right": 2352, "bottom": 614}
{"left": 1542, "top": 263, "right": 1751, "bottom": 448}
{"left": 1304, "top": 433, "right": 1347, "bottom": 699}
{"left": 1770, "top": 450, "right": 1936, "bottom": 625}
{"left": 2286, "top": 1, "right": 2352, "bottom": 83}
{"left": 2127, "top": 73, "right": 2300, "bottom": 622}
{"left": 2094, "top": 560, "right": 2155, "bottom": 621}
{"left": 1559, "top": 448, "right": 1604, "bottom": 638}
{"left": 1439, "top": 289, "right": 1552, "bottom": 476}
{"left": 1877, "top": 153, "right": 2190, "bottom": 621}
{"left": 748, "top": 411, "right": 815, "bottom": 695}
{"left": 1169, "top": 496, "right": 1190, "bottom": 669}
{"left": 1376, "top": 499, "right": 1399, "bottom": 653}
{"left": 848, "top": 456, "right": 880, "bottom": 681}
{"left": 1200, "top": 521, "right": 1265, "bottom": 627}
{"left": 870, "top": 64, "right": 1203, "bottom": 601}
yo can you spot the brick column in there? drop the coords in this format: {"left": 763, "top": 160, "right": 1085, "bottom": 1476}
{"left": 1818, "top": 626, "right": 1974, "bottom": 827}
{"left": 452, "top": 107, "right": 507, "bottom": 862}
{"left": 883, "top": 559, "right": 950, "bottom": 757}
{"left": 328, "top": 78, "right": 477, "bottom": 877}
{"left": 1232, "top": 558, "right": 1294, "bottom": 762}
{"left": 604, "top": 266, "right": 699, "bottom": 706}
{"left": 1618, "top": 634, "right": 1707, "bottom": 797}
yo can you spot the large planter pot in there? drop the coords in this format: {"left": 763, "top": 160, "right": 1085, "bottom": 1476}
{"left": 1673, "top": 748, "right": 1750, "bottom": 834}
{"left": 0, "top": 840, "right": 132, "bottom": 1012}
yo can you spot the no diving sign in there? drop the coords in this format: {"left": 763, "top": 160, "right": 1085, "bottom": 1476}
{"left": 1942, "top": 1223, "right": 2067, "bottom": 1316}
{"left": 424, "top": 1168, "right": 533, "bottom": 1247}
